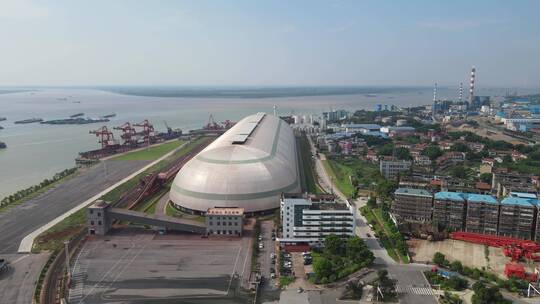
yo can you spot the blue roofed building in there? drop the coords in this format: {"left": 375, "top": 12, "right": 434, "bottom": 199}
{"left": 392, "top": 188, "right": 433, "bottom": 223}
{"left": 433, "top": 192, "right": 467, "bottom": 231}
{"left": 465, "top": 194, "right": 499, "bottom": 235}
{"left": 499, "top": 196, "right": 537, "bottom": 240}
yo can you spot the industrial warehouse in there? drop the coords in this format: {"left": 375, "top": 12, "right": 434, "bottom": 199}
{"left": 170, "top": 112, "right": 301, "bottom": 213}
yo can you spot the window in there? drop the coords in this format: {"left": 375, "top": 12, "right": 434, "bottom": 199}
{"left": 90, "top": 220, "right": 94, "bottom": 225}
{"left": 90, "top": 210, "right": 94, "bottom": 214}
{"left": 97, "top": 212, "right": 101, "bottom": 217}
{"left": 98, "top": 221, "right": 102, "bottom": 225}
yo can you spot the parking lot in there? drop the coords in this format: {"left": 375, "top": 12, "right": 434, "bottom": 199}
{"left": 69, "top": 230, "right": 252, "bottom": 304}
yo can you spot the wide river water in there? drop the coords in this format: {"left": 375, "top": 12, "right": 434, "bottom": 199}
{"left": 0, "top": 86, "right": 533, "bottom": 199}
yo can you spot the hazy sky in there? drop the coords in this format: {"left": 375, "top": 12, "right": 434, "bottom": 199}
{"left": 1, "top": 0, "right": 539, "bottom": 87}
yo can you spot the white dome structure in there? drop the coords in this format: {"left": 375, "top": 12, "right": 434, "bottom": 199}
{"left": 170, "top": 113, "right": 300, "bottom": 213}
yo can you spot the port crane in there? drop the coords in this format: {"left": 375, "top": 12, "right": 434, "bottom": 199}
{"left": 133, "top": 119, "right": 155, "bottom": 145}
{"left": 89, "top": 126, "right": 115, "bottom": 149}
{"left": 114, "top": 122, "right": 137, "bottom": 146}
{"left": 204, "top": 114, "right": 222, "bottom": 130}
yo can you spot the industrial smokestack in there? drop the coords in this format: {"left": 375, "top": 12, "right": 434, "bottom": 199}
{"left": 469, "top": 66, "right": 476, "bottom": 103}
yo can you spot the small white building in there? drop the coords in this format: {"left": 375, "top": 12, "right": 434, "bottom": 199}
{"left": 279, "top": 194, "right": 356, "bottom": 247}
{"left": 206, "top": 207, "right": 244, "bottom": 236}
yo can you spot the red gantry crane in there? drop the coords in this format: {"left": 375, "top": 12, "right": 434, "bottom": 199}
{"left": 89, "top": 126, "right": 115, "bottom": 149}
{"left": 114, "top": 122, "right": 137, "bottom": 146}
{"left": 133, "top": 119, "right": 155, "bottom": 145}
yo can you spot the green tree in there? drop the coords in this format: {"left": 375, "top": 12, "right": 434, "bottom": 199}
{"left": 324, "top": 234, "right": 344, "bottom": 256}
{"left": 423, "top": 145, "right": 443, "bottom": 160}
{"left": 450, "top": 260, "right": 463, "bottom": 273}
{"left": 479, "top": 173, "right": 492, "bottom": 184}
{"left": 395, "top": 147, "right": 412, "bottom": 160}
{"left": 377, "top": 143, "right": 394, "bottom": 156}
{"left": 451, "top": 142, "right": 470, "bottom": 153}
{"left": 433, "top": 252, "right": 447, "bottom": 266}
{"left": 471, "top": 282, "right": 510, "bottom": 304}
{"left": 367, "top": 197, "right": 377, "bottom": 208}
{"left": 313, "top": 257, "right": 333, "bottom": 280}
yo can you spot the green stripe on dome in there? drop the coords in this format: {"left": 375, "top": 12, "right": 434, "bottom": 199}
{"left": 196, "top": 119, "right": 282, "bottom": 164}
{"left": 171, "top": 178, "right": 299, "bottom": 201}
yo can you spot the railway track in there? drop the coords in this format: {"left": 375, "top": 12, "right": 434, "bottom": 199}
{"left": 113, "top": 137, "right": 214, "bottom": 210}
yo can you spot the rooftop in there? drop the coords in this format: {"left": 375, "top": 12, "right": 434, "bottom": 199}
{"left": 308, "top": 202, "right": 350, "bottom": 210}
{"left": 395, "top": 188, "right": 432, "bottom": 198}
{"left": 501, "top": 197, "right": 538, "bottom": 207}
{"left": 343, "top": 123, "right": 381, "bottom": 129}
{"left": 435, "top": 191, "right": 465, "bottom": 202}
{"left": 466, "top": 193, "right": 498, "bottom": 205}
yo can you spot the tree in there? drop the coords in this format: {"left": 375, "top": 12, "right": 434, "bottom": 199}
{"left": 313, "top": 257, "right": 333, "bottom": 280}
{"left": 377, "top": 143, "right": 394, "bottom": 156}
{"left": 451, "top": 142, "right": 470, "bottom": 153}
{"left": 449, "top": 165, "right": 473, "bottom": 180}
{"left": 395, "top": 147, "right": 412, "bottom": 160}
{"left": 346, "top": 236, "right": 374, "bottom": 265}
{"left": 324, "top": 234, "right": 344, "bottom": 256}
{"left": 450, "top": 260, "right": 463, "bottom": 273}
{"left": 367, "top": 197, "right": 377, "bottom": 208}
{"left": 423, "top": 145, "right": 443, "bottom": 160}
{"left": 471, "top": 282, "right": 510, "bottom": 304}
{"left": 433, "top": 252, "right": 447, "bottom": 266}
{"left": 479, "top": 173, "right": 492, "bottom": 184}
{"left": 376, "top": 179, "right": 397, "bottom": 198}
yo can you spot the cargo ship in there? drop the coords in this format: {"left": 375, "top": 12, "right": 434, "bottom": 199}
{"left": 41, "top": 117, "right": 109, "bottom": 125}
{"left": 14, "top": 118, "right": 43, "bottom": 124}
{"left": 102, "top": 113, "right": 116, "bottom": 118}
{"left": 70, "top": 113, "right": 85, "bottom": 118}
{"left": 0, "top": 141, "right": 6, "bottom": 149}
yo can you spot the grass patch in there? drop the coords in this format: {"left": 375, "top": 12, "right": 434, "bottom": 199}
{"left": 165, "top": 202, "right": 205, "bottom": 223}
{"left": 322, "top": 159, "right": 356, "bottom": 198}
{"left": 113, "top": 140, "right": 185, "bottom": 161}
{"left": 360, "top": 206, "right": 402, "bottom": 263}
{"left": 33, "top": 208, "right": 86, "bottom": 252}
{"left": 279, "top": 276, "right": 295, "bottom": 287}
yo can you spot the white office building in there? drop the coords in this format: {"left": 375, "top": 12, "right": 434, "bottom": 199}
{"left": 279, "top": 194, "right": 356, "bottom": 247}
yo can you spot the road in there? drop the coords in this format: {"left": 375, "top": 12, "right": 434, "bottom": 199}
{"left": 0, "top": 253, "right": 49, "bottom": 304}
{"left": 258, "top": 220, "right": 280, "bottom": 303}
{"left": 307, "top": 136, "right": 437, "bottom": 304}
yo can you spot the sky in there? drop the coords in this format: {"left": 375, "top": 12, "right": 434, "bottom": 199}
{"left": 0, "top": 0, "right": 539, "bottom": 87}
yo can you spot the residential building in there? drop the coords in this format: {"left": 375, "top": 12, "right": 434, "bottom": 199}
{"left": 414, "top": 154, "right": 432, "bottom": 166}
{"left": 433, "top": 192, "right": 466, "bottom": 231}
{"left": 492, "top": 171, "right": 537, "bottom": 198}
{"left": 279, "top": 194, "right": 355, "bottom": 246}
{"left": 379, "top": 158, "right": 412, "bottom": 179}
{"left": 206, "top": 207, "right": 244, "bottom": 236}
{"left": 465, "top": 194, "right": 499, "bottom": 235}
{"left": 392, "top": 188, "right": 433, "bottom": 223}
{"left": 498, "top": 197, "right": 537, "bottom": 240}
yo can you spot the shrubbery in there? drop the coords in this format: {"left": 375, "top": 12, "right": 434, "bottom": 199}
{"left": 312, "top": 234, "right": 374, "bottom": 284}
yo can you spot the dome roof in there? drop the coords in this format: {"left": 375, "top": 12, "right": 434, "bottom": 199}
{"left": 170, "top": 113, "right": 300, "bottom": 213}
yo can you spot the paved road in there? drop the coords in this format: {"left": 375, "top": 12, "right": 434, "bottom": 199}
{"left": 307, "top": 136, "right": 436, "bottom": 304}
{"left": 154, "top": 192, "right": 169, "bottom": 216}
{"left": 0, "top": 253, "right": 49, "bottom": 304}
{"left": 0, "top": 159, "right": 150, "bottom": 254}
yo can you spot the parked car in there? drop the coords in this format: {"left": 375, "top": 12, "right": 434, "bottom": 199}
{"left": 366, "top": 233, "right": 371, "bottom": 238}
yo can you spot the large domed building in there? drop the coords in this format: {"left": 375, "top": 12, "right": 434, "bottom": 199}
{"left": 170, "top": 113, "right": 300, "bottom": 213}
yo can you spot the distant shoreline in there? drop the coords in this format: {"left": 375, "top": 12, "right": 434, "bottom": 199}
{"left": 100, "top": 86, "right": 425, "bottom": 99}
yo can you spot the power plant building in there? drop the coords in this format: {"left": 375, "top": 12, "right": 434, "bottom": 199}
{"left": 170, "top": 113, "right": 300, "bottom": 213}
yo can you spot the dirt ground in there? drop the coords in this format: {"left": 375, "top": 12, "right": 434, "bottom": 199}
{"left": 408, "top": 239, "right": 540, "bottom": 278}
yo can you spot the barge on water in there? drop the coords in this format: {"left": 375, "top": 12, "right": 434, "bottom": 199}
{"left": 41, "top": 118, "right": 110, "bottom": 125}
{"left": 15, "top": 118, "right": 43, "bottom": 124}
{"left": 0, "top": 141, "right": 6, "bottom": 149}
{"left": 70, "top": 112, "right": 84, "bottom": 118}
{"left": 0, "top": 117, "right": 6, "bottom": 122}
{"left": 102, "top": 113, "right": 116, "bottom": 118}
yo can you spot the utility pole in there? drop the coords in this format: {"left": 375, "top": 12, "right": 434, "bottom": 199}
{"left": 64, "top": 241, "right": 71, "bottom": 285}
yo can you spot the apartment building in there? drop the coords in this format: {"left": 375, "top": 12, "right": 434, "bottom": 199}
{"left": 498, "top": 197, "right": 536, "bottom": 240}
{"left": 379, "top": 158, "right": 412, "bottom": 179}
{"left": 392, "top": 188, "right": 433, "bottom": 222}
{"left": 433, "top": 192, "right": 466, "bottom": 231}
{"left": 465, "top": 194, "right": 499, "bottom": 235}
